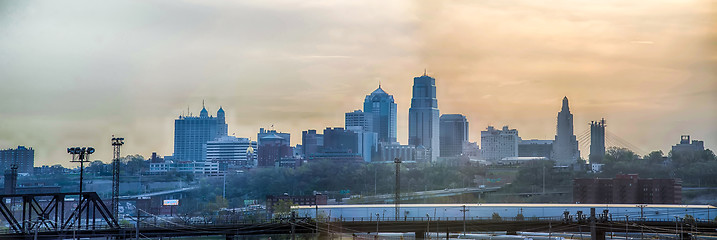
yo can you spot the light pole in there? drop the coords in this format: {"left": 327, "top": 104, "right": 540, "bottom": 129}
{"left": 460, "top": 205, "right": 469, "bottom": 237}
{"left": 426, "top": 213, "right": 430, "bottom": 239}
{"left": 376, "top": 213, "right": 380, "bottom": 235}
{"left": 67, "top": 146, "right": 94, "bottom": 232}
{"left": 625, "top": 215, "right": 629, "bottom": 240}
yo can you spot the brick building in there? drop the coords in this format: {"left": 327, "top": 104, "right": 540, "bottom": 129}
{"left": 573, "top": 174, "right": 681, "bottom": 204}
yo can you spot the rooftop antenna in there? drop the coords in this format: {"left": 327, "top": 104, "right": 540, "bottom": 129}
{"left": 378, "top": 80, "right": 381, "bottom": 88}
{"left": 423, "top": 68, "right": 427, "bottom": 76}
{"left": 202, "top": 99, "right": 205, "bottom": 108}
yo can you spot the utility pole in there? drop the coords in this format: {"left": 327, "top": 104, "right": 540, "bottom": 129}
{"left": 394, "top": 158, "right": 401, "bottom": 220}
{"left": 111, "top": 136, "right": 124, "bottom": 220}
{"left": 460, "top": 205, "right": 469, "bottom": 237}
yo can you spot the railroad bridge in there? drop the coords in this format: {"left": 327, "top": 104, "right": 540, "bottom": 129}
{"left": 1, "top": 192, "right": 715, "bottom": 239}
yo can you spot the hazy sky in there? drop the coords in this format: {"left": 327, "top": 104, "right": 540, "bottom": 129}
{"left": 1, "top": 0, "right": 715, "bottom": 167}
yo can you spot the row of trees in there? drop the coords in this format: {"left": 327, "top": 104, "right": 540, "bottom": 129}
{"left": 177, "top": 160, "right": 487, "bottom": 215}
{"left": 598, "top": 147, "right": 717, "bottom": 186}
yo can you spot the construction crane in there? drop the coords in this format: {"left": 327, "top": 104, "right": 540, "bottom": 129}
{"left": 111, "top": 136, "right": 125, "bottom": 219}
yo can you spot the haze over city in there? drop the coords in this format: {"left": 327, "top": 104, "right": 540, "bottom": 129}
{"left": 0, "top": 0, "right": 715, "bottom": 167}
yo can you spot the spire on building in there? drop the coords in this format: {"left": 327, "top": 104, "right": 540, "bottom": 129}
{"left": 200, "top": 101, "right": 209, "bottom": 118}
{"left": 562, "top": 96, "right": 569, "bottom": 112}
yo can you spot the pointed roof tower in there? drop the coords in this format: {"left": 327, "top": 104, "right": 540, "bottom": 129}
{"left": 200, "top": 100, "right": 209, "bottom": 118}
{"left": 562, "top": 96, "right": 570, "bottom": 112}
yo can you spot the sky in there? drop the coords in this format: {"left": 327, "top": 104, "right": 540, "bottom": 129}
{"left": 0, "top": 0, "right": 715, "bottom": 167}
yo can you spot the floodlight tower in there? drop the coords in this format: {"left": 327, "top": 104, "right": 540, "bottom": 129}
{"left": 68, "top": 146, "right": 94, "bottom": 230}
{"left": 111, "top": 136, "right": 124, "bottom": 219}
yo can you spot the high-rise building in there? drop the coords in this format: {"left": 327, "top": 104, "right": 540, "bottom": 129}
{"left": 204, "top": 136, "right": 258, "bottom": 168}
{"left": 173, "top": 105, "right": 228, "bottom": 162}
{"left": 257, "top": 134, "right": 291, "bottom": 167}
{"left": 481, "top": 126, "right": 519, "bottom": 161}
{"left": 301, "top": 129, "right": 324, "bottom": 158}
{"left": 345, "top": 110, "right": 373, "bottom": 132}
{"left": 408, "top": 73, "right": 440, "bottom": 161}
{"left": 552, "top": 97, "right": 580, "bottom": 166}
{"left": 589, "top": 119, "right": 606, "bottom": 164}
{"left": 363, "top": 85, "right": 397, "bottom": 143}
{"left": 0, "top": 146, "right": 35, "bottom": 174}
{"left": 439, "top": 114, "right": 469, "bottom": 158}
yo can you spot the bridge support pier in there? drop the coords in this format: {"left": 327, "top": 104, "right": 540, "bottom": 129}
{"left": 225, "top": 234, "right": 235, "bottom": 240}
{"left": 415, "top": 231, "right": 425, "bottom": 239}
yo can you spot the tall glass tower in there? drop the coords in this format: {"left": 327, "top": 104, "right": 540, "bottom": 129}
{"left": 552, "top": 97, "right": 580, "bottom": 165}
{"left": 363, "top": 85, "right": 397, "bottom": 143}
{"left": 409, "top": 73, "right": 440, "bottom": 162}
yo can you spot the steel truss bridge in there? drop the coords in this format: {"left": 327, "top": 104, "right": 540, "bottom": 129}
{"left": 1, "top": 193, "right": 716, "bottom": 239}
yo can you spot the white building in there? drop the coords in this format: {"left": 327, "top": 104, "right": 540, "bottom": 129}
{"left": 149, "top": 161, "right": 221, "bottom": 175}
{"left": 480, "top": 126, "right": 520, "bottom": 162}
{"left": 203, "top": 136, "right": 258, "bottom": 168}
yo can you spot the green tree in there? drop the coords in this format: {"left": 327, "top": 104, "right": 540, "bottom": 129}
{"left": 272, "top": 199, "right": 295, "bottom": 215}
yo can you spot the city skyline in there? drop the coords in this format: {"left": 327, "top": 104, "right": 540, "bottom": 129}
{"left": 0, "top": 0, "right": 715, "bottom": 167}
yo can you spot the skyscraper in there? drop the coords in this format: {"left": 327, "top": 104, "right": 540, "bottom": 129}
{"left": 172, "top": 105, "right": 228, "bottom": 162}
{"left": 552, "top": 97, "right": 580, "bottom": 166}
{"left": 439, "top": 114, "right": 469, "bottom": 157}
{"left": 408, "top": 73, "right": 440, "bottom": 161}
{"left": 363, "top": 85, "right": 397, "bottom": 143}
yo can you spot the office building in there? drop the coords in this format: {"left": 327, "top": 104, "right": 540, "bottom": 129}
{"left": 345, "top": 110, "right": 373, "bottom": 132}
{"left": 257, "top": 134, "right": 291, "bottom": 167}
{"left": 589, "top": 119, "right": 606, "bottom": 164}
{"left": 363, "top": 85, "right": 397, "bottom": 143}
{"left": 574, "top": 174, "right": 682, "bottom": 204}
{"left": 301, "top": 130, "right": 323, "bottom": 158}
{"left": 408, "top": 73, "right": 440, "bottom": 161}
{"left": 671, "top": 135, "right": 705, "bottom": 154}
{"left": 481, "top": 126, "right": 519, "bottom": 161}
{"left": 518, "top": 139, "right": 553, "bottom": 159}
{"left": 204, "top": 136, "right": 257, "bottom": 168}
{"left": 172, "top": 105, "right": 228, "bottom": 162}
{"left": 552, "top": 97, "right": 580, "bottom": 166}
{"left": 378, "top": 143, "right": 416, "bottom": 162}
{"left": 439, "top": 114, "right": 469, "bottom": 158}
{"left": 0, "top": 146, "right": 34, "bottom": 174}
{"left": 320, "top": 127, "right": 377, "bottom": 163}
